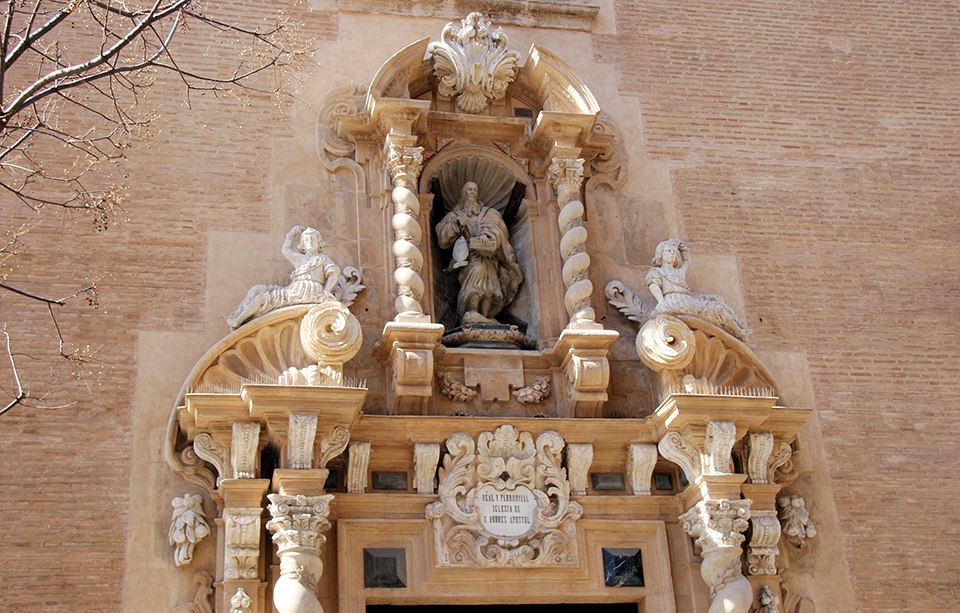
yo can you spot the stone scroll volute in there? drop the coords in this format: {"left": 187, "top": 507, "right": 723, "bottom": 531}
{"left": 426, "top": 425, "right": 582, "bottom": 567}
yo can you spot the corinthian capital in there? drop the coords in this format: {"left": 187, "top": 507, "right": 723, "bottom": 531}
{"left": 386, "top": 145, "right": 424, "bottom": 187}
{"left": 266, "top": 494, "right": 335, "bottom": 553}
{"left": 680, "top": 498, "right": 752, "bottom": 552}
{"left": 547, "top": 157, "right": 584, "bottom": 198}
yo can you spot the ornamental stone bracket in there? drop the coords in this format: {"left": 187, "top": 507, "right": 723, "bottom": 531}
{"left": 378, "top": 319, "right": 445, "bottom": 415}
{"left": 552, "top": 326, "right": 618, "bottom": 418}
{"left": 426, "top": 425, "right": 583, "bottom": 567}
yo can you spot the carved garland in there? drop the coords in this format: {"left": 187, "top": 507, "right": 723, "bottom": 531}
{"left": 426, "top": 425, "right": 582, "bottom": 567}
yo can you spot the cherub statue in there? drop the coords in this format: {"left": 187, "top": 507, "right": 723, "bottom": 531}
{"left": 227, "top": 226, "right": 341, "bottom": 328}
{"left": 644, "top": 238, "right": 751, "bottom": 341}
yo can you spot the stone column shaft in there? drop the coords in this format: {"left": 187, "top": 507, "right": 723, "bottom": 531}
{"left": 386, "top": 139, "right": 426, "bottom": 320}
{"left": 547, "top": 156, "right": 594, "bottom": 325}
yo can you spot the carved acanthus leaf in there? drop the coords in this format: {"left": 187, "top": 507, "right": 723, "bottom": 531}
{"left": 626, "top": 444, "right": 658, "bottom": 496}
{"left": 192, "top": 433, "right": 228, "bottom": 486}
{"left": 746, "top": 510, "right": 781, "bottom": 576}
{"left": 604, "top": 280, "right": 648, "bottom": 324}
{"left": 704, "top": 420, "right": 736, "bottom": 475}
{"left": 428, "top": 13, "right": 520, "bottom": 113}
{"left": 332, "top": 266, "right": 365, "bottom": 307}
{"left": 745, "top": 432, "right": 775, "bottom": 484}
{"left": 347, "top": 441, "right": 371, "bottom": 494}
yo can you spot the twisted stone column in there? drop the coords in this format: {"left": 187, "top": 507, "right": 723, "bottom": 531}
{"left": 266, "top": 494, "right": 335, "bottom": 613}
{"left": 386, "top": 144, "right": 426, "bottom": 318}
{"left": 680, "top": 498, "right": 753, "bottom": 613}
{"left": 547, "top": 156, "right": 594, "bottom": 325}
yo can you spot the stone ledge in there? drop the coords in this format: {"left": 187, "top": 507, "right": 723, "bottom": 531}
{"left": 339, "top": 0, "right": 600, "bottom": 32}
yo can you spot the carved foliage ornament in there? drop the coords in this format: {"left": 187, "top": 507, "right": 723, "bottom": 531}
{"left": 428, "top": 13, "right": 520, "bottom": 114}
{"left": 426, "top": 425, "right": 582, "bottom": 567}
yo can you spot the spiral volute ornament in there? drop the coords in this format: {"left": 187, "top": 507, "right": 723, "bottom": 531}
{"left": 637, "top": 314, "right": 696, "bottom": 372}
{"left": 548, "top": 157, "right": 595, "bottom": 324}
{"left": 299, "top": 301, "right": 362, "bottom": 365}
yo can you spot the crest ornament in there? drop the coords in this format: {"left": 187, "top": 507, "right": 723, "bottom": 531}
{"left": 426, "top": 425, "right": 582, "bottom": 567}
{"left": 428, "top": 13, "right": 520, "bottom": 114}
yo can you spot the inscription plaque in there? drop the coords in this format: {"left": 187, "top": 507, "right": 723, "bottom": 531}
{"left": 476, "top": 484, "right": 536, "bottom": 538}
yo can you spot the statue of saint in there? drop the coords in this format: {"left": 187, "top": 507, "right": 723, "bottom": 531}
{"left": 436, "top": 182, "right": 523, "bottom": 325}
{"left": 645, "top": 238, "right": 751, "bottom": 340}
{"left": 227, "top": 226, "right": 341, "bottom": 328}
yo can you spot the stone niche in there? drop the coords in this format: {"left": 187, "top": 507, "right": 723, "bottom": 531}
{"left": 422, "top": 148, "right": 540, "bottom": 346}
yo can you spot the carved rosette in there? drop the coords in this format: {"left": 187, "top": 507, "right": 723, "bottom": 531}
{"left": 387, "top": 144, "right": 426, "bottom": 316}
{"left": 680, "top": 498, "right": 753, "bottom": 613}
{"left": 427, "top": 12, "right": 520, "bottom": 113}
{"left": 746, "top": 510, "right": 782, "bottom": 576}
{"left": 223, "top": 507, "right": 263, "bottom": 580}
{"left": 547, "top": 157, "right": 594, "bottom": 324}
{"left": 426, "top": 425, "right": 583, "bottom": 567}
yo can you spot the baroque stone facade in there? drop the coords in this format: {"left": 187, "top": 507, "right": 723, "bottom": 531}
{"left": 0, "top": 2, "right": 954, "bottom": 612}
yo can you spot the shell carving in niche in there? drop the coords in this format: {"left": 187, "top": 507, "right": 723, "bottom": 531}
{"left": 428, "top": 13, "right": 520, "bottom": 113}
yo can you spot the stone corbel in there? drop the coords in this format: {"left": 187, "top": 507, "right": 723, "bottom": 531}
{"left": 231, "top": 422, "right": 261, "bottom": 479}
{"left": 414, "top": 443, "right": 441, "bottom": 494}
{"left": 565, "top": 443, "right": 593, "bottom": 496}
{"left": 680, "top": 498, "right": 753, "bottom": 613}
{"left": 553, "top": 326, "right": 618, "bottom": 418}
{"left": 347, "top": 441, "right": 371, "bottom": 493}
{"left": 380, "top": 320, "right": 445, "bottom": 414}
{"left": 266, "top": 494, "right": 335, "bottom": 613}
{"left": 287, "top": 413, "right": 318, "bottom": 470}
{"left": 626, "top": 444, "right": 658, "bottom": 496}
